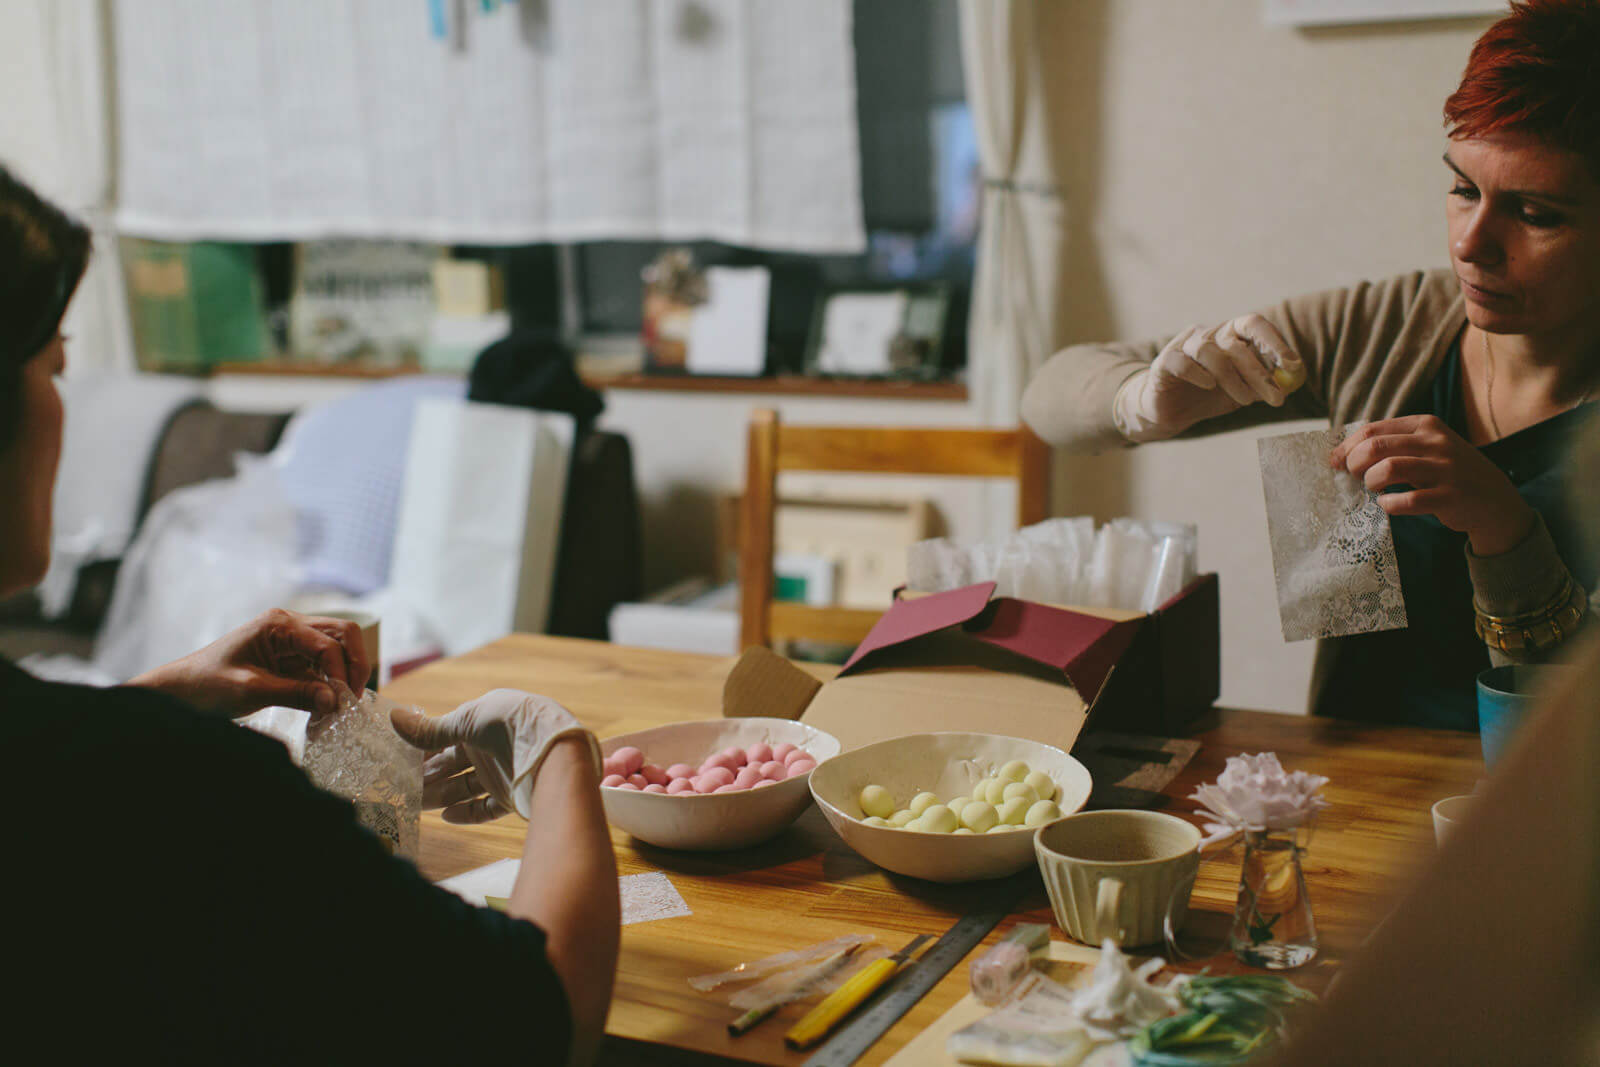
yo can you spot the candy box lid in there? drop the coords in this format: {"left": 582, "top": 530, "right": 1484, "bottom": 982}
{"left": 722, "top": 575, "right": 1220, "bottom": 752}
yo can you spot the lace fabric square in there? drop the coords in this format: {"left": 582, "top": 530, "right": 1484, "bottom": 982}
{"left": 1258, "top": 425, "right": 1409, "bottom": 642}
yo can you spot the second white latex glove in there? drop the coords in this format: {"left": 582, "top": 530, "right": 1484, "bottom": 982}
{"left": 391, "top": 689, "right": 601, "bottom": 822}
{"left": 1113, "top": 314, "right": 1306, "bottom": 443}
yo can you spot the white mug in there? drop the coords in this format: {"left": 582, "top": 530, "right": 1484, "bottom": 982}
{"left": 1431, "top": 794, "right": 1475, "bottom": 847}
{"left": 310, "top": 608, "right": 382, "bottom": 690}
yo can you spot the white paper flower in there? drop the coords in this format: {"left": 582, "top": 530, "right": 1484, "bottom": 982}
{"left": 1189, "top": 752, "right": 1329, "bottom": 848}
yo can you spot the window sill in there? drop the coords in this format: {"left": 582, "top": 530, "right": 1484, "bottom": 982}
{"left": 206, "top": 361, "right": 969, "bottom": 401}
{"left": 583, "top": 373, "right": 968, "bottom": 401}
{"left": 208, "top": 360, "right": 434, "bottom": 379}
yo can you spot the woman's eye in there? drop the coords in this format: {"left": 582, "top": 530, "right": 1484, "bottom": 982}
{"left": 1519, "top": 205, "right": 1562, "bottom": 228}
{"left": 1449, "top": 183, "right": 1478, "bottom": 200}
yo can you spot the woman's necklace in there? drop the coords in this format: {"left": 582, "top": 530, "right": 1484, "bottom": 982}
{"left": 1482, "top": 331, "right": 1594, "bottom": 442}
{"left": 1484, "top": 331, "right": 1503, "bottom": 440}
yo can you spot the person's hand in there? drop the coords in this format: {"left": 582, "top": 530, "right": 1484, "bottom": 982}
{"left": 1329, "top": 415, "right": 1536, "bottom": 555}
{"left": 390, "top": 689, "right": 602, "bottom": 823}
{"left": 1113, "top": 315, "right": 1306, "bottom": 442}
{"left": 128, "top": 608, "right": 371, "bottom": 719}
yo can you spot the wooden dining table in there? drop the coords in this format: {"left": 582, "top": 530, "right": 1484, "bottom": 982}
{"left": 384, "top": 634, "right": 1484, "bottom": 1067}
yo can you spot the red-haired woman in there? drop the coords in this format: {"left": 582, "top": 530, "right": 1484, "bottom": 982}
{"left": 1, "top": 165, "right": 618, "bottom": 1060}
{"left": 1022, "top": 0, "right": 1599, "bottom": 730}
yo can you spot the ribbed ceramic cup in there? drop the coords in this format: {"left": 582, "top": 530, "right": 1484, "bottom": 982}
{"left": 1034, "top": 810, "right": 1201, "bottom": 947}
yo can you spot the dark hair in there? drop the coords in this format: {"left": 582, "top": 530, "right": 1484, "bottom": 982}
{"left": 0, "top": 166, "right": 91, "bottom": 449}
{"left": 1444, "top": 0, "right": 1600, "bottom": 179}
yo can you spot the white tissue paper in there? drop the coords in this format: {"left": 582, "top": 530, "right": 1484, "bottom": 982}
{"left": 945, "top": 941, "right": 1185, "bottom": 1065}
{"left": 906, "top": 517, "right": 1194, "bottom": 614}
{"left": 1072, "top": 940, "right": 1184, "bottom": 1042}
{"left": 1258, "top": 425, "right": 1408, "bottom": 642}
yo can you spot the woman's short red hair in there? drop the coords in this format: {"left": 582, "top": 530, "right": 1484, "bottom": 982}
{"left": 1444, "top": 0, "right": 1600, "bottom": 178}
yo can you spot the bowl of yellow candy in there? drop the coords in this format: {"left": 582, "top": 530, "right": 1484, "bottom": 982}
{"left": 808, "top": 732, "right": 1093, "bottom": 883}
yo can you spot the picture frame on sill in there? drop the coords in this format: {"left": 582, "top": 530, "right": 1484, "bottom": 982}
{"left": 803, "top": 282, "right": 950, "bottom": 381}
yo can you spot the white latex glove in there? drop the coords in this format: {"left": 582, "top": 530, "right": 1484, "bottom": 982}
{"left": 1112, "top": 314, "right": 1306, "bottom": 443}
{"left": 390, "top": 689, "right": 601, "bottom": 823}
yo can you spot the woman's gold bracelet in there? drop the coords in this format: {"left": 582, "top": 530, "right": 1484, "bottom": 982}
{"left": 1473, "top": 575, "right": 1589, "bottom": 653}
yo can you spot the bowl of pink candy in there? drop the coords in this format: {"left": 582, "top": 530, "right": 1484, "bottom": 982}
{"left": 597, "top": 718, "right": 840, "bottom": 850}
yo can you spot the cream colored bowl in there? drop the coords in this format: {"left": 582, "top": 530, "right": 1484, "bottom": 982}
{"left": 809, "top": 732, "right": 1093, "bottom": 883}
{"left": 599, "top": 718, "right": 840, "bottom": 851}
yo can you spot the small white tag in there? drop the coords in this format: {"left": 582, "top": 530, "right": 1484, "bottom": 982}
{"left": 437, "top": 861, "right": 692, "bottom": 925}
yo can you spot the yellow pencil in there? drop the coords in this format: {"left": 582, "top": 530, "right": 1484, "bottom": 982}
{"left": 784, "top": 934, "right": 932, "bottom": 1050}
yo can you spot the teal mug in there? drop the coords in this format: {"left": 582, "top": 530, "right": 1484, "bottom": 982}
{"left": 1476, "top": 664, "right": 1570, "bottom": 768}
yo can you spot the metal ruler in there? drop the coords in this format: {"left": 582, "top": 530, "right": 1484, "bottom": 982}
{"left": 800, "top": 883, "right": 1027, "bottom": 1067}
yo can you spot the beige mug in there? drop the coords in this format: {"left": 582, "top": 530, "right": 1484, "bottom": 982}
{"left": 1034, "top": 810, "right": 1201, "bottom": 947}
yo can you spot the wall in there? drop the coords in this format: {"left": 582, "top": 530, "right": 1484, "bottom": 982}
{"left": 601, "top": 2, "right": 1498, "bottom": 714}
{"left": 88, "top": 1, "right": 1505, "bottom": 716}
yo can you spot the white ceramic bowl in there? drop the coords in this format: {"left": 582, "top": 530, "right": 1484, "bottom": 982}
{"left": 809, "top": 732, "right": 1093, "bottom": 883}
{"left": 599, "top": 718, "right": 840, "bottom": 851}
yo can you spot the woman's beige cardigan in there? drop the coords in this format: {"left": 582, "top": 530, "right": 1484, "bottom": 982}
{"left": 1020, "top": 269, "right": 1587, "bottom": 711}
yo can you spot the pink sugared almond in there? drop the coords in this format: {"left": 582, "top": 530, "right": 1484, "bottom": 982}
{"left": 700, "top": 752, "right": 739, "bottom": 774}
{"left": 603, "top": 742, "right": 818, "bottom": 794}
{"left": 698, "top": 765, "right": 735, "bottom": 789}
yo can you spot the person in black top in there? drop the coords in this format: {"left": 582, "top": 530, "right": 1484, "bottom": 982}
{"left": 0, "top": 165, "right": 618, "bottom": 1063}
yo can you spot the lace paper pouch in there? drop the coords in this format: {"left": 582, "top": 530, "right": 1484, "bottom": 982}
{"left": 1258, "top": 425, "right": 1408, "bottom": 642}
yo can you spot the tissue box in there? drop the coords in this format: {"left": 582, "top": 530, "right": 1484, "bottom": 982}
{"left": 721, "top": 575, "right": 1219, "bottom": 752}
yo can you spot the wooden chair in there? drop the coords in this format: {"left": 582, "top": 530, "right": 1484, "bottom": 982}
{"left": 738, "top": 408, "right": 1051, "bottom": 652}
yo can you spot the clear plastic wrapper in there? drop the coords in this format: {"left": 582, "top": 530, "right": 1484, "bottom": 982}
{"left": 688, "top": 934, "right": 874, "bottom": 995}
{"left": 908, "top": 517, "right": 1196, "bottom": 614}
{"left": 303, "top": 686, "right": 423, "bottom": 860}
{"left": 687, "top": 934, "right": 888, "bottom": 1037}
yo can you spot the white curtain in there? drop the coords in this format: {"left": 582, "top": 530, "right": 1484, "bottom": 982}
{"left": 958, "top": 0, "right": 1069, "bottom": 427}
{"left": 113, "top": 0, "right": 865, "bottom": 253}
{"left": 0, "top": 0, "right": 136, "bottom": 376}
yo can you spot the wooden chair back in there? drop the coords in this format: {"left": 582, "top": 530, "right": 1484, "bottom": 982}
{"left": 738, "top": 408, "right": 1051, "bottom": 652}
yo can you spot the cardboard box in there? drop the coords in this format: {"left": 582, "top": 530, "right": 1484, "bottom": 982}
{"left": 722, "top": 575, "right": 1219, "bottom": 753}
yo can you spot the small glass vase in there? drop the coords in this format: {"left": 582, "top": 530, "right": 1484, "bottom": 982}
{"left": 1229, "top": 826, "right": 1318, "bottom": 969}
